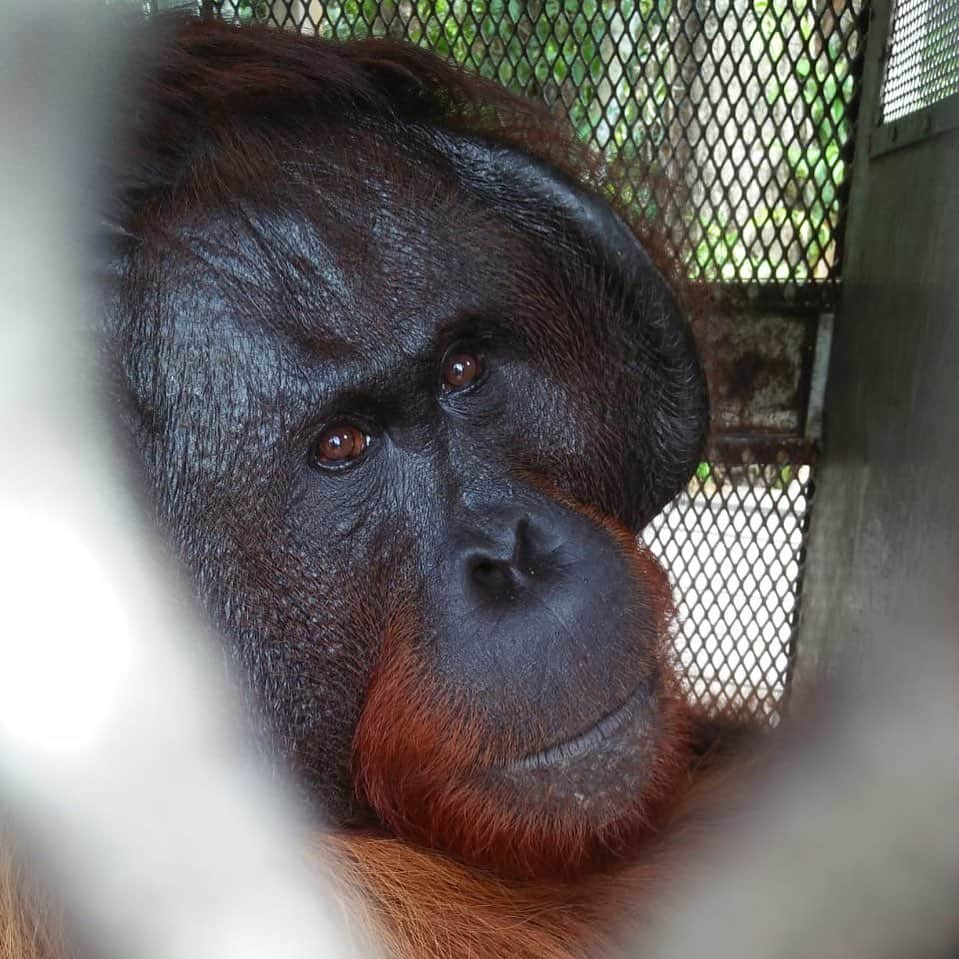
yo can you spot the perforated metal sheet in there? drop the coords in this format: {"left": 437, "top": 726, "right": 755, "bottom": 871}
{"left": 881, "top": 0, "right": 959, "bottom": 123}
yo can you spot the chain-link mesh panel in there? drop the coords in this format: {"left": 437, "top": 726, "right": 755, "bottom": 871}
{"left": 644, "top": 462, "right": 812, "bottom": 722}
{"left": 211, "top": 0, "right": 866, "bottom": 291}
{"left": 881, "top": 0, "right": 959, "bottom": 123}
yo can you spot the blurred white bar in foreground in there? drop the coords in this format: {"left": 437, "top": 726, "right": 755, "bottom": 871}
{"left": 0, "top": 5, "right": 362, "bottom": 957}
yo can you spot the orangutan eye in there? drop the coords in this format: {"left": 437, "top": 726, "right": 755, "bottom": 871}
{"left": 311, "top": 423, "right": 370, "bottom": 468}
{"left": 440, "top": 351, "right": 483, "bottom": 393}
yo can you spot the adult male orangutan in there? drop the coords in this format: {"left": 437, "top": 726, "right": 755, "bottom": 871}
{"left": 2, "top": 14, "right": 752, "bottom": 959}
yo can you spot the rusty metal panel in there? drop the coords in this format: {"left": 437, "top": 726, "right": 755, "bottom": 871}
{"left": 698, "top": 310, "right": 819, "bottom": 445}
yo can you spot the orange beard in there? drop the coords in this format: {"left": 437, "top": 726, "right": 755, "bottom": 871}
{"left": 353, "top": 511, "right": 693, "bottom": 881}
{"left": 329, "top": 731, "right": 744, "bottom": 959}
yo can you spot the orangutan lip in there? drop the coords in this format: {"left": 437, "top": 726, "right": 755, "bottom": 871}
{"left": 505, "top": 686, "right": 645, "bottom": 771}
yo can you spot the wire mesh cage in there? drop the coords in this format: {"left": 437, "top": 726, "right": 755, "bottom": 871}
{"left": 141, "top": 0, "right": 856, "bottom": 722}
{"left": 880, "top": 0, "right": 959, "bottom": 123}
{"left": 644, "top": 462, "right": 813, "bottom": 721}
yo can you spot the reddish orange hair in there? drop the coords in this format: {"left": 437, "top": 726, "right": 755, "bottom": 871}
{"left": 354, "top": 504, "right": 694, "bottom": 880}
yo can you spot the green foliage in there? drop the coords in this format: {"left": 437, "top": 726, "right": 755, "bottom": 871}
{"left": 281, "top": 0, "right": 675, "bottom": 151}
{"left": 690, "top": 0, "right": 857, "bottom": 282}
{"left": 225, "top": 0, "right": 272, "bottom": 22}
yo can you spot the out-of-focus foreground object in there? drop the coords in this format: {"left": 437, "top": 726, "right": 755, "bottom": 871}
{"left": 647, "top": 0, "right": 959, "bottom": 943}
{"left": 0, "top": 5, "right": 360, "bottom": 957}
{"left": 645, "top": 614, "right": 959, "bottom": 959}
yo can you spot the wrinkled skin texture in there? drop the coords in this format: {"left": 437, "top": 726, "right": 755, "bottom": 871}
{"left": 102, "top": 16, "right": 709, "bottom": 879}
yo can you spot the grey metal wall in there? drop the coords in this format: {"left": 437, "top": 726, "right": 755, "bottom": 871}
{"left": 798, "top": 0, "right": 959, "bottom": 680}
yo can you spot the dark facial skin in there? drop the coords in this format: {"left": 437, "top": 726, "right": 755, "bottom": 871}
{"left": 103, "top": 33, "right": 707, "bottom": 845}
